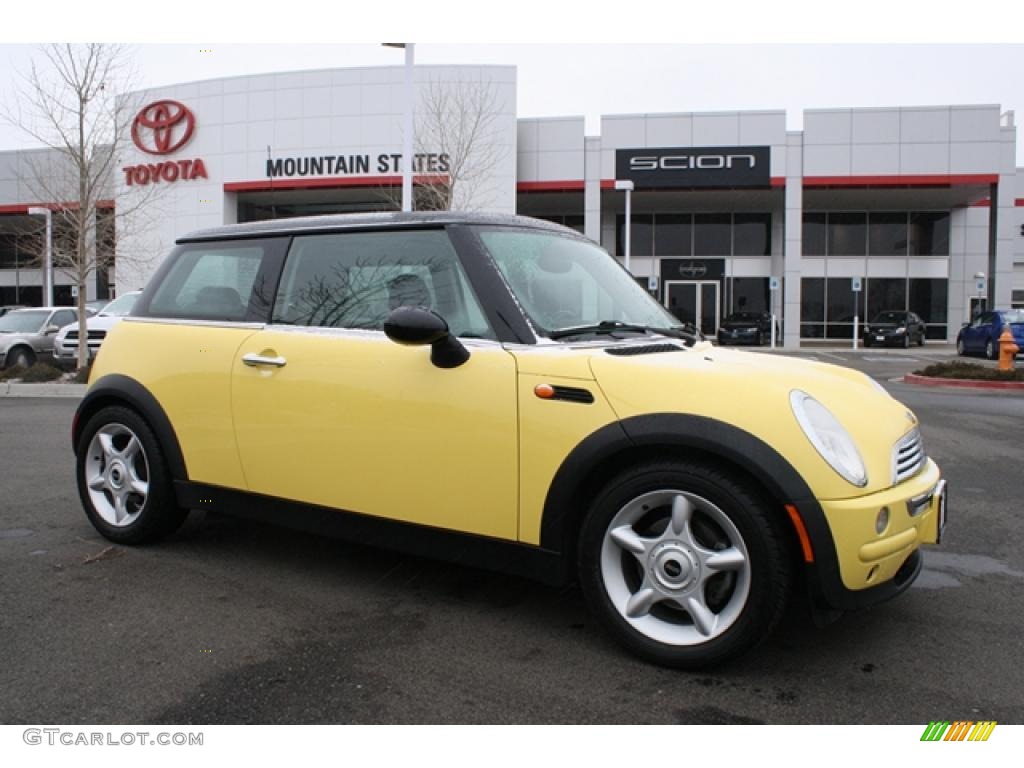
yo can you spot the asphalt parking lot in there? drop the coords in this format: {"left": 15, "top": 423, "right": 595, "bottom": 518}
{"left": 1, "top": 348, "right": 1022, "bottom": 724}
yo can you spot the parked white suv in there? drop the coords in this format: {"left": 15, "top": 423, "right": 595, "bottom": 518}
{"left": 53, "top": 292, "right": 141, "bottom": 364}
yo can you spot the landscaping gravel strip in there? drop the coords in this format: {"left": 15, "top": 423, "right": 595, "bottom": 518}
{"left": 0, "top": 382, "right": 87, "bottom": 398}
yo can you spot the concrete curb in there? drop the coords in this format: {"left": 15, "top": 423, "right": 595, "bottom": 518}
{"left": 0, "top": 382, "right": 87, "bottom": 398}
{"left": 903, "top": 373, "right": 1024, "bottom": 390}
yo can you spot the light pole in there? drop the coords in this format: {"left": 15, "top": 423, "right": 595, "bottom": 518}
{"left": 383, "top": 43, "right": 415, "bottom": 212}
{"left": 27, "top": 207, "right": 53, "bottom": 306}
{"left": 614, "top": 180, "right": 634, "bottom": 273}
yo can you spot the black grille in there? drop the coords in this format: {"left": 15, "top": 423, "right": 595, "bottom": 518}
{"left": 550, "top": 386, "right": 594, "bottom": 404}
{"left": 893, "top": 429, "right": 926, "bottom": 484}
{"left": 65, "top": 330, "right": 106, "bottom": 341}
{"left": 605, "top": 344, "right": 684, "bottom": 356}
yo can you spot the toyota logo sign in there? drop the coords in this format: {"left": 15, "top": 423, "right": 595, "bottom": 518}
{"left": 131, "top": 100, "right": 195, "bottom": 155}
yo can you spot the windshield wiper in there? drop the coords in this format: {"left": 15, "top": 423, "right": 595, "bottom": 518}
{"left": 547, "top": 321, "right": 665, "bottom": 340}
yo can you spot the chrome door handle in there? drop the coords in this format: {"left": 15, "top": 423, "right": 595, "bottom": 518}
{"left": 242, "top": 353, "right": 287, "bottom": 368}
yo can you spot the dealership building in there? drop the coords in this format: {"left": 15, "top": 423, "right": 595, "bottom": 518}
{"left": 1, "top": 63, "right": 1021, "bottom": 348}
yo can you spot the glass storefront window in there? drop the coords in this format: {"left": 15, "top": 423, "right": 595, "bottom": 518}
{"left": 800, "top": 277, "right": 825, "bottom": 337}
{"left": 733, "top": 214, "right": 771, "bottom": 256}
{"left": 655, "top": 214, "right": 692, "bottom": 257}
{"left": 616, "top": 214, "right": 653, "bottom": 257}
{"left": 868, "top": 212, "right": 908, "bottom": 256}
{"left": 693, "top": 214, "right": 731, "bottom": 256}
{"left": 825, "top": 277, "right": 866, "bottom": 339}
{"left": 866, "top": 278, "right": 906, "bottom": 319}
{"left": 909, "top": 212, "right": 950, "bottom": 256}
{"left": 909, "top": 278, "right": 949, "bottom": 339}
{"left": 827, "top": 212, "right": 867, "bottom": 256}
{"left": 802, "top": 213, "right": 826, "bottom": 256}
{"left": 729, "top": 277, "right": 769, "bottom": 314}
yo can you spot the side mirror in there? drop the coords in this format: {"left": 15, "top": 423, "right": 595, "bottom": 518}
{"left": 961, "top": 322, "right": 969, "bottom": 328}
{"left": 384, "top": 307, "right": 470, "bottom": 369}
{"left": 43, "top": 325, "right": 60, "bottom": 335}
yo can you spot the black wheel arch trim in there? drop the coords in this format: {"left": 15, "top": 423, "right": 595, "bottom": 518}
{"left": 73, "top": 374, "right": 188, "bottom": 482}
{"left": 539, "top": 412, "right": 918, "bottom": 612}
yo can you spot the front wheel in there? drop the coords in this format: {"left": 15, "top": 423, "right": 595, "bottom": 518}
{"left": 985, "top": 338, "right": 996, "bottom": 360}
{"left": 957, "top": 338, "right": 966, "bottom": 356}
{"left": 578, "top": 461, "right": 792, "bottom": 668}
{"left": 76, "top": 405, "right": 188, "bottom": 544}
{"left": 5, "top": 346, "right": 34, "bottom": 369}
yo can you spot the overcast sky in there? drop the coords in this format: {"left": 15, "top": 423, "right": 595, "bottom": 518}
{"left": 2, "top": 5, "right": 1022, "bottom": 157}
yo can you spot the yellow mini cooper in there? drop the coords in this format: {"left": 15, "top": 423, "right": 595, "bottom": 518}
{"left": 73, "top": 213, "right": 946, "bottom": 668}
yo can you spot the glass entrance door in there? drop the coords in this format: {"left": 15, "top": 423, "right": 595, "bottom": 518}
{"left": 665, "top": 280, "right": 720, "bottom": 335}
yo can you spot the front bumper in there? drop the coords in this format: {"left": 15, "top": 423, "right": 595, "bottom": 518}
{"left": 818, "top": 458, "right": 944, "bottom": 594}
{"left": 718, "top": 329, "right": 760, "bottom": 344}
{"left": 865, "top": 331, "right": 908, "bottom": 345}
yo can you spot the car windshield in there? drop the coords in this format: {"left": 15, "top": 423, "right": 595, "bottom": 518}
{"left": 726, "top": 313, "right": 761, "bottom": 321}
{"left": 477, "top": 228, "right": 685, "bottom": 340}
{"left": 0, "top": 310, "right": 49, "bottom": 334}
{"left": 872, "top": 311, "right": 906, "bottom": 324}
{"left": 98, "top": 293, "right": 139, "bottom": 317}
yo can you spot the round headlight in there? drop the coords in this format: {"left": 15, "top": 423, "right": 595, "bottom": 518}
{"left": 790, "top": 390, "right": 868, "bottom": 487}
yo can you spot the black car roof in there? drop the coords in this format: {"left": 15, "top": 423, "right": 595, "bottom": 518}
{"left": 177, "top": 211, "right": 578, "bottom": 243}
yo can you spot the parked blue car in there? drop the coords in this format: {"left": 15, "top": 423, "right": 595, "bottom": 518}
{"left": 956, "top": 309, "right": 1024, "bottom": 359}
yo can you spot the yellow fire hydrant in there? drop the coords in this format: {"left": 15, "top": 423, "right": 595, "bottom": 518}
{"left": 998, "top": 325, "right": 1019, "bottom": 372}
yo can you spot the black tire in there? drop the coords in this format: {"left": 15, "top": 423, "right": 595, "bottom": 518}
{"left": 755, "top": 331, "right": 763, "bottom": 346}
{"left": 985, "top": 338, "right": 996, "bottom": 360}
{"left": 75, "top": 405, "right": 188, "bottom": 545}
{"left": 6, "top": 346, "right": 34, "bottom": 369}
{"left": 917, "top": 331, "right": 925, "bottom": 347}
{"left": 863, "top": 337, "right": 871, "bottom": 348}
{"left": 956, "top": 338, "right": 966, "bottom": 356}
{"left": 902, "top": 333, "right": 910, "bottom": 349}
{"left": 577, "top": 460, "right": 792, "bottom": 669}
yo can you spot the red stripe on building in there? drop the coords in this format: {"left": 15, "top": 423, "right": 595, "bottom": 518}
{"left": 518, "top": 178, "right": 788, "bottom": 192}
{"left": 517, "top": 180, "right": 586, "bottom": 192}
{"left": 224, "top": 175, "right": 447, "bottom": 193}
{"left": 803, "top": 174, "right": 998, "bottom": 188}
{"left": 0, "top": 200, "right": 114, "bottom": 214}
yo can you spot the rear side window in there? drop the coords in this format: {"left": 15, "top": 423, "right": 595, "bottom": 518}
{"left": 272, "top": 229, "right": 494, "bottom": 339}
{"left": 147, "top": 243, "right": 266, "bottom": 321}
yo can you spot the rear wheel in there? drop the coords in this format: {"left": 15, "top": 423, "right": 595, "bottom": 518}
{"left": 76, "top": 405, "right": 188, "bottom": 544}
{"left": 5, "top": 346, "right": 34, "bottom": 369}
{"left": 917, "top": 330, "right": 925, "bottom": 347}
{"left": 578, "top": 460, "right": 791, "bottom": 668}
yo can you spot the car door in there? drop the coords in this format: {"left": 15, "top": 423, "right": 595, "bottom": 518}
{"left": 230, "top": 228, "right": 520, "bottom": 541}
{"left": 964, "top": 313, "right": 986, "bottom": 353}
{"left": 42, "top": 308, "right": 76, "bottom": 353}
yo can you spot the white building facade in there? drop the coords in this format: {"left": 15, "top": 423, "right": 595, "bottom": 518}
{"left": 1, "top": 63, "right": 1021, "bottom": 349}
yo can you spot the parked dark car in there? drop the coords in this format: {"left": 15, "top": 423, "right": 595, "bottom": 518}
{"left": 956, "top": 309, "right": 1024, "bottom": 359}
{"left": 862, "top": 311, "right": 926, "bottom": 348}
{"left": 717, "top": 311, "right": 778, "bottom": 346}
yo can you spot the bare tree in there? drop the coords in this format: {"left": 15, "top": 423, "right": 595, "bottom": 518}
{"left": 376, "top": 76, "right": 509, "bottom": 212}
{"left": 3, "top": 44, "right": 162, "bottom": 370}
